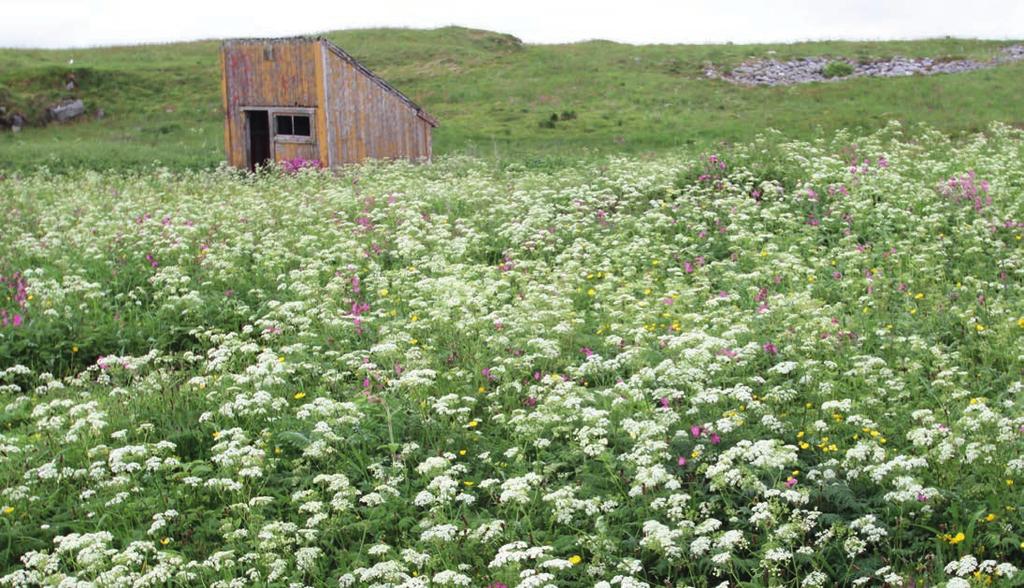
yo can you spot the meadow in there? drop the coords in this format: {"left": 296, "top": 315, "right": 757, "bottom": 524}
{"left": 1, "top": 121, "right": 1023, "bottom": 586}
{"left": 2, "top": 27, "right": 1024, "bottom": 169}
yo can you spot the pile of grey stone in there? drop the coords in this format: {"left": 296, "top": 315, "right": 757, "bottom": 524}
{"left": 708, "top": 44, "right": 1024, "bottom": 86}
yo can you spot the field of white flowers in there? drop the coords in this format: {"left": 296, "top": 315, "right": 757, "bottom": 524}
{"left": 1, "top": 122, "right": 1023, "bottom": 587}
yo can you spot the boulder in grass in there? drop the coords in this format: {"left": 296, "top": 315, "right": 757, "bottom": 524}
{"left": 46, "top": 99, "right": 85, "bottom": 123}
{"left": 8, "top": 113, "right": 25, "bottom": 133}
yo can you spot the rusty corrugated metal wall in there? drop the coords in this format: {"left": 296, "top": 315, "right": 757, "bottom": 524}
{"left": 221, "top": 37, "right": 434, "bottom": 169}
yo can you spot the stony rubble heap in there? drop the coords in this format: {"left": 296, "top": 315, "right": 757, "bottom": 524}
{"left": 707, "top": 44, "right": 1024, "bottom": 86}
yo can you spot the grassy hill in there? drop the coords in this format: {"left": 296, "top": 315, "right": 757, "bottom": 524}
{"left": 1, "top": 27, "right": 1023, "bottom": 170}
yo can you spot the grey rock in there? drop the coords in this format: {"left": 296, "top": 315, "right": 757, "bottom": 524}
{"left": 709, "top": 44, "right": 1024, "bottom": 87}
{"left": 46, "top": 99, "right": 85, "bottom": 123}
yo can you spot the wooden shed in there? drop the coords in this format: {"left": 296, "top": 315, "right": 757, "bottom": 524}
{"left": 220, "top": 36, "right": 437, "bottom": 170}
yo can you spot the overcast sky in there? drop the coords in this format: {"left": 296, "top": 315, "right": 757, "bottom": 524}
{"left": 3, "top": 0, "right": 1024, "bottom": 48}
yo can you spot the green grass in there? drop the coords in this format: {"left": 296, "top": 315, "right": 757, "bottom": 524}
{"left": 1, "top": 27, "right": 1023, "bottom": 170}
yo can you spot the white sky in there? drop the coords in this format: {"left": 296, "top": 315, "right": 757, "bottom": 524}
{"left": 2, "top": 0, "right": 1023, "bottom": 48}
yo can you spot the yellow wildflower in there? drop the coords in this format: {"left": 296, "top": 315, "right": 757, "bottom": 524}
{"left": 568, "top": 555, "right": 583, "bottom": 565}
{"left": 1, "top": 506, "right": 13, "bottom": 515}
{"left": 160, "top": 537, "right": 171, "bottom": 545}
{"left": 467, "top": 420, "right": 479, "bottom": 429}
{"left": 293, "top": 391, "right": 306, "bottom": 400}
{"left": 946, "top": 532, "right": 965, "bottom": 545}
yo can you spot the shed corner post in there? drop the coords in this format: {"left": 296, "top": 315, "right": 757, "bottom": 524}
{"left": 220, "top": 44, "right": 233, "bottom": 167}
{"left": 315, "top": 39, "right": 333, "bottom": 168}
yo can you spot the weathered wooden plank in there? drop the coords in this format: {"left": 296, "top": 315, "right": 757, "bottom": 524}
{"left": 223, "top": 37, "right": 434, "bottom": 168}
{"left": 219, "top": 46, "right": 234, "bottom": 166}
{"left": 274, "top": 140, "right": 318, "bottom": 163}
{"left": 316, "top": 42, "right": 332, "bottom": 167}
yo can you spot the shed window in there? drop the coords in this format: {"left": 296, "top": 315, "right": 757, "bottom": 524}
{"left": 275, "top": 114, "right": 311, "bottom": 137}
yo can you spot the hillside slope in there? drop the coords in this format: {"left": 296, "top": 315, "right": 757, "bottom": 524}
{"left": 1, "top": 27, "right": 1023, "bottom": 169}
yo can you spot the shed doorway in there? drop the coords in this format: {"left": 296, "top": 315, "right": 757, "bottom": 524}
{"left": 246, "top": 110, "right": 271, "bottom": 171}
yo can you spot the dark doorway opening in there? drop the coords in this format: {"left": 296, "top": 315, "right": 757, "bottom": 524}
{"left": 246, "top": 110, "right": 271, "bottom": 171}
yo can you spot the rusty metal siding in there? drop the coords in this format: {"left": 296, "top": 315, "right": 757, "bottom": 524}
{"left": 323, "top": 44, "right": 433, "bottom": 164}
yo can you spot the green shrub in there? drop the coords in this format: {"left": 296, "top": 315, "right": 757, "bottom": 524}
{"left": 822, "top": 60, "right": 855, "bottom": 78}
